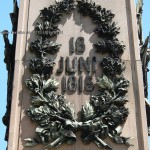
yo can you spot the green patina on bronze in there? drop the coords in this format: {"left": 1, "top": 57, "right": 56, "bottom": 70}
{"left": 24, "top": 0, "right": 132, "bottom": 149}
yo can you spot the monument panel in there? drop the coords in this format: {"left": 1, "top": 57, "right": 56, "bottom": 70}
{"left": 7, "top": 0, "right": 149, "bottom": 150}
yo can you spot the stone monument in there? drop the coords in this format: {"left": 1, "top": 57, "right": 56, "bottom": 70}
{"left": 3, "top": 0, "right": 149, "bottom": 150}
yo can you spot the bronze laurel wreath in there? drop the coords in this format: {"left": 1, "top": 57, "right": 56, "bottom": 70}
{"left": 24, "top": 0, "right": 132, "bottom": 150}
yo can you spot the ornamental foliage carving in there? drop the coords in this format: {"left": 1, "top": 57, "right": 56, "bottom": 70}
{"left": 25, "top": 0, "right": 132, "bottom": 150}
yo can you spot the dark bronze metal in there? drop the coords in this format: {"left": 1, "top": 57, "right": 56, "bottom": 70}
{"left": 10, "top": 0, "right": 19, "bottom": 46}
{"left": 56, "top": 0, "right": 75, "bottom": 14}
{"left": 24, "top": 0, "right": 131, "bottom": 149}
{"left": 146, "top": 99, "right": 150, "bottom": 136}
{"left": 136, "top": 0, "right": 150, "bottom": 135}
{"left": 69, "top": 37, "right": 74, "bottom": 54}
{"left": 101, "top": 57, "right": 125, "bottom": 76}
{"left": 57, "top": 57, "right": 64, "bottom": 74}
{"left": 2, "top": 0, "right": 19, "bottom": 143}
{"left": 77, "top": 0, "right": 114, "bottom": 24}
{"left": 92, "top": 57, "right": 96, "bottom": 73}
{"left": 140, "top": 36, "right": 150, "bottom": 98}
{"left": 61, "top": 76, "right": 67, "bottom": 93}
{"left": 140, "top": 36, "right": 150, "bottom": 133}
{"left": 94, "top": 22, "right": 120, "bottom": 39}
{"left": 94, "top": 38, "right": 125, "bottom": 58}
{"left": 79, "top": 76, "right": 83, "bottom": 92}
{"left": 29, "top": 37, "right": 62, "bottom": 55}
{"left": 79, "top": 57, "right": 90, "bottom": 73}
{"left": 66, "top": 57, "right": 77, "bottom": 74}
{"left": 29, "top": 57, "right": 55, "bottom": 75}
{"left": 136, "top": 0, "right": 143, "bottom": 45}
{"left": 26, "top": 74, "right": 59, "bottom": 94}
{"left": 84, "top": 76, "right": 94, "bottom": 92}
{"left": 67, "top": 76, "right": 77, "bottom": 92}
{"left": 2, "top": 31, "right": 15, "bottom": 142}
{"left": 35, "top": 0, "right": 75, "bottom": 37}
{"left": 75, "top": 37, "right": 85, "bottom": 53}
